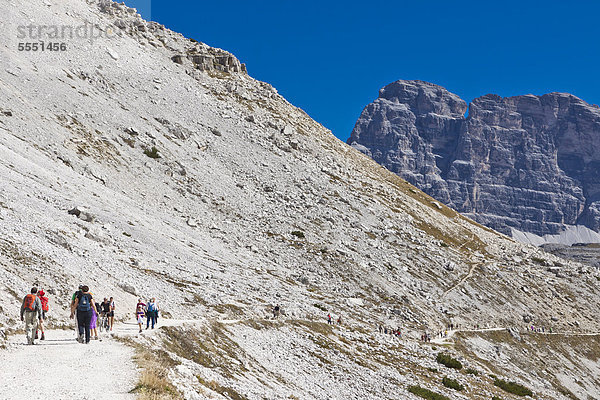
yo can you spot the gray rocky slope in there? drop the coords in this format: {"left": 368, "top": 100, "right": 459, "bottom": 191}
{"left": 349, "top": 80, "right": 600, "bottom": 243}
{"left": 1, "top": 1, "right": 599, "bottom": 399}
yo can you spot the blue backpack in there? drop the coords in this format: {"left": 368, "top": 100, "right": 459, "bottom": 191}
{"left": 77, "top": 293, "right": 91, "bottom": 311}
{"left": 147, "top": 303, "right": 156, "bottom": 313}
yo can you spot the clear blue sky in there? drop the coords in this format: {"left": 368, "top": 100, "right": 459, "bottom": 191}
{"left": 124, "top": 0, "right": 600, "bottom": 141}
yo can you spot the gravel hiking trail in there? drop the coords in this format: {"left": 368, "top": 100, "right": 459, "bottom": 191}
{"left": 0, "top": 318, "right": 190, "bottom": 400}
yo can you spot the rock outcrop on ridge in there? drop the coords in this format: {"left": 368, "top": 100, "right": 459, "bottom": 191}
{"left": 349, "top": 80, "right": 600, "bottom": 241}
{"left": 1, "top": 1, "right": 600, "bottom": 399}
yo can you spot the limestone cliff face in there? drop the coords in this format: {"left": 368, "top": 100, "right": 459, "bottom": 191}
{"left": 349, "top": 80, "right": 600, "bottom": 237}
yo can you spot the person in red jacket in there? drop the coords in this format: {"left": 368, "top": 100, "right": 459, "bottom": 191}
{"left": 36, "top": 289, "right": 49, "bottom": 340}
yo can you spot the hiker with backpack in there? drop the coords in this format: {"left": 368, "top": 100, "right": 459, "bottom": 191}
{"left": 20, "top": 287, "right": 43, "bottom": 345}
{"left": 35, "top": 289, "right": 49, "bottom": 341}
{"left": 146, "top": 298, "right": 159, "bottom": 330}
{"left": 70, "top": 286, "right": 98, "bottom": 344}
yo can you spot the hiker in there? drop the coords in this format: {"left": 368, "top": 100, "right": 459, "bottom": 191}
{"left": 327, "top": 314, "right": 332, "bottom": 325}
{"left": 146, "top": 298, "right": 159, "bottom": 330}
{"left": 100, "top": 298, "right": 110, "bottom": 328}
{"left": 70, "top": 286, "right": 98, "bottom": 344}
{"left": 36, "top": 289, "right": 49, "bottom": 341}
{"left": 378, "top": 325, "right": 383, "bottom": 334}
{"left": 70, "top": 285, "right": 83, "bottom": 337}
{"left": 90, "top": 300, "right": 100, "bottom": 340}
{"left": 273, "top": 304, "right": 280, "bottom": 319}
{"left": 337, "top": 315, "right": 342, "bottom": 325}
{"left": 108, "top": 296, "right": 115, "bottom": 331}
{"left": 136, "top": 303, "right": 145, "bottom": 333}
{"left": 20, "top": 287, "right": 43, "bottom": 345}
{"left": 136, "top": 298, "right": 146, "bottom": 310}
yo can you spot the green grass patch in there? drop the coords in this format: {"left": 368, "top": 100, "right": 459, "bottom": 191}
{"left": 493, "top": 378, "right": 533, "bottom": 396}
{"left": 442, "top": 377, "right": 464, "bottom": 391}
{"left": 436, "top": 352, "right": 463, "bottom": 370}
{"left": 408, "top": 385, "right": 450, "bottom": 400}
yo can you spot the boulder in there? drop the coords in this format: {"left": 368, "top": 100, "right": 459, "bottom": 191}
{"left": 118, "top": 282, "right": 137, "bottom": 296}
{"left": 68, "top": 206, "right": 96, "bottom": 223}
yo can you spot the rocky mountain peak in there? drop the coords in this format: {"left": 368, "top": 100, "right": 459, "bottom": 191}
{"left": 350, "top": 79, "right": 600, "bottom": 241}
{"left": 379, "top": 80, "right": 467, "bottom": 116}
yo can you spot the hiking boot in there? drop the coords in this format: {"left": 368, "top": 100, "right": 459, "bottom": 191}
{"left": 35, "top": 331, "right": 38, "bottom": 340}
{"left": 77, "top": 334, "right": 84, "bottom": 343}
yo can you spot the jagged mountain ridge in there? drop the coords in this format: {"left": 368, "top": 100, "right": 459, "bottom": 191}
{"left": 0, "top": 1, "right": 600, "bottom": 399}
{"left": 348, "top": 79, "right": 600, "bottom": 241}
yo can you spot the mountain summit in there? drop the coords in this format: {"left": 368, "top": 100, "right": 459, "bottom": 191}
{"left": 349, "top": 80, "right": 600, "bottom": 244}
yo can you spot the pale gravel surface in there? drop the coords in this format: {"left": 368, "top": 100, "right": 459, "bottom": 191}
{"left": 0, "top": 317, "right": 196, "bottom": 400}
{"left": 0, "top": 327, "right": 137, "bottom": 400}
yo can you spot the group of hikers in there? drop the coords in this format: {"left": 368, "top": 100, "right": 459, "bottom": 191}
{"left": 379, "top": 325, "right": 403, "bottom": 337}
{"left": 136, "top": 297, "right": 160, "bottom": 333}
{"left": 19, "top": 287, "right": 49, "bottom": 344}
{"left": 528, "top": 325, "right": 552, "bottom": 333}
{"left": 19, "top": 285, "right": 159, "bottom": 345}
{"left": 70, "top": 285, "right": 116, "bottom": 343}
{"left": 327, "top": 313, "right": 343, "bottom": 325}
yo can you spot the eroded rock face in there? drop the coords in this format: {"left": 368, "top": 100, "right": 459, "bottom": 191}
{"left": 349, "top": 80, "right": 600, "bottom": 237}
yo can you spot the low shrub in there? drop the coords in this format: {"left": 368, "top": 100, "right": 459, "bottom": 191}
{"left": 493, "top": 378, "right": 533, "bottom": 396}
{"left": 436, "top": 352, "right": 463, "bottom": 370}
{"left": 313, "top": 303, "right": 327, "bottom": 312}
{"left": 492, "top": 396, "right": 503, "bottom": 400}
{"left": 291, "top": 230, "right": 305, "bottom": 239}
{"left": 143, "top": 146, "right": 161, "bottom": 159}
{"left": 408, "top": 385, "right": 450, "bottom": 400}
{"left": 465, "top": 368, "right": 479, "bottom": 375}
{"left": 442, "top": 377, "right": 464, "bottom": 391}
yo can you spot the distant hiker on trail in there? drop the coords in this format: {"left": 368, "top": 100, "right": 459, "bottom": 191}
{"left": 20, "top": 287, "right": 43, "bottom": 345}
{"left": 327, "top": 314, "right": 332, "bottom": 325}
{"left": 108, "top": 296, "right": 115, "bottom": 331}
{"left": 70, "top": 286, "right": 98, "bottom": 344}
{"left": 273, "top": 304, "right": 280, "bottom": 319}
{"left": 337, "top": 315, "right": 343, "bottom": 325}
{"left": 146, "top": 298, "right": 159, "bottom": 330}
{"left": 136, "top": 304, "right": 145, "bottom": 333}
{"left": 36, "top": 289, "right": 49, "bottom": 341}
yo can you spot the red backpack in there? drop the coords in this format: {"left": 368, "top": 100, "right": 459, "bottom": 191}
{"left": 23, "top": 294, "right": 36, "bottom": 311}
{"left": 40, "top": 296, "right": 49, "bottom": 312}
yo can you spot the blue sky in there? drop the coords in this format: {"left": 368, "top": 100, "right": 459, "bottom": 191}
{"left": 124, "top": 0, "right": 600, "bottom": 141}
